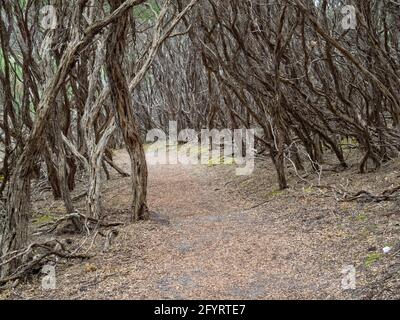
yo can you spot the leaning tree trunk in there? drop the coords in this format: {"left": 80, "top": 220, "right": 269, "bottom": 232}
{"left": 106, "top": 0, "right": 149, "bottom": 222}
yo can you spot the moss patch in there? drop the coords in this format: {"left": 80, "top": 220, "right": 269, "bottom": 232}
{"left": 33, "top": 214, "right": 56, "bottom": 226}
{"left": 365, "top": 252, "right": 382, "bottom": 268}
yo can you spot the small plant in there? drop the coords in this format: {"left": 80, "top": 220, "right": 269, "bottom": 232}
{"left": 303, "top": 186, "right": 313, "bottom": 193}
{"left": 341, "top": 137, "right": 359, "bottom": 149}
{"left": 269, "top": 190, "right": 283, "bottom": 197}
{"left": 33, "top": 214, "right": 56, "bottom": 226}
{"left": 365, "top": 252, "right": 382, "bottom": 267}
{"left": 207, "top": 156, "right": 236, "bottom": 166}
{"left": 355, "top": 213, "right": 368, "bottom": 222}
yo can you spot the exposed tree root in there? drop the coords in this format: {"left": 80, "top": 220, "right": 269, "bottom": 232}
{"left": 0, "top": 239, "right": 92, "bottom": 287}
{"left": 315, "top": 184, "right": 400, "bottom": 203}
{"left": 33, "top": 212, "right": 124, "bottom": 236}
{"left": 0, "top": 214, "right": 123, "bottom": 288}
{"left": 342, "top": 185, "right": 400, "bottom": 203}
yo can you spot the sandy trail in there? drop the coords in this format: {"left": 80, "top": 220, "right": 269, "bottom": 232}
{"left": 18, "top": 149, "right": 361, "bottom": 299}
{"left": 84, "top": 150, "right": 348, "bottom": 300}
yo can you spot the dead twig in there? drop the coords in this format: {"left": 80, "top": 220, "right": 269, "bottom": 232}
{"left": 0, "top": 240, "right": 92, "bottom": 287}
{"left": 33, "top": 212, "right": 124, "bottom": 236}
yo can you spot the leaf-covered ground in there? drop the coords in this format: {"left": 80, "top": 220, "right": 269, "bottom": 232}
{"left": 4, "top": 150, "right": 400, "bottom": 299}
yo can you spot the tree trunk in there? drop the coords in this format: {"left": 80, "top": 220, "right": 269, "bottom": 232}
{"left": 106, "top": 0, "right": 149, "bottom": 221}
{"left": 0, "top": 154, "right": 31, "bottom": 278}
{"left": 43, "top": 146, "right": 62, "bottom": 200}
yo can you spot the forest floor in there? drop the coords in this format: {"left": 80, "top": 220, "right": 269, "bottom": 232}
{"left": 3, "top": 148, "right": 400, "bottom": 300}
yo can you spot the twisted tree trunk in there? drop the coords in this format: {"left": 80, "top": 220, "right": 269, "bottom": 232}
{"left": 106, "top": 0, "right": 149, "bottom": 221}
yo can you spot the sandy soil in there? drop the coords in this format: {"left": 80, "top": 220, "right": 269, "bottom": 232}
{"left": 4, "top": 149, "right": 400, "bottom": 300}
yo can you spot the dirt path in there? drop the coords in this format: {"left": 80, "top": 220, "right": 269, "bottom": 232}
{"left": 18, "top": 149, "right": 388, "bottom": 299}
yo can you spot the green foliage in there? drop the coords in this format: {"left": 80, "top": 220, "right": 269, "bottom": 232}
{"left": 365, "top": 252, "right": 382, "bottom": 268}
{"left": 33, "top": 214, "right": 56, "bottom": 225}
{"left": 0, "top": 48, "right": 4, "bottom": 73}
{"left": 207, "top": 156, "right": 235, "bottom": 166}
{"left": 269, "top": 190, "right": 283, "bottom": 197}
{"left": 132, "top": 0, "right": 160, "bottom": 22}
{"left": 13, "top": 57, "right": 23, "bottom": 80}
{"left": 355, "top": 213, "right": 368, "bottom": 222}
{"left": 341, "top": 137, "right": 359, "bottom": 149}
{"left": 18, "top": 0, "right": 27, "bottom": 9}
{"left": 303, "top": 186, "right": 314, "bottom": 193}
